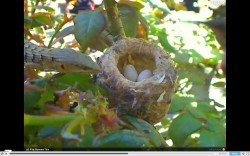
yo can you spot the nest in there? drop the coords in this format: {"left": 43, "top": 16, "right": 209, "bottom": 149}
{"left": 98, "top": 38, "right": 178, "bottom": 124}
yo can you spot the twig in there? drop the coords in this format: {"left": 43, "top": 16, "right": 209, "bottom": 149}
{"left": 146, "top": 0, "right": 171, "bottom": 15}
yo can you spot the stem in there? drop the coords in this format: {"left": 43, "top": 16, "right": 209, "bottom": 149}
{"left": 104, "top": 0, "right": 125, "bottom": 37}
{"left": 24, "top": 0, "right": 28, "bottom": 14}
{"left": 47, "top": 24, "right": 61, "bottom": 48}
{"left": 24, "top": 114, "right": 76, "bottom": 126}
{"left": 101, "top": 30, "right": 114, "bottom": 46}
{"left": 47, "top": 15, "right": 74, "bottom": 48}
{"left": 31, "top": 0, "right": 41, "bottom": 15}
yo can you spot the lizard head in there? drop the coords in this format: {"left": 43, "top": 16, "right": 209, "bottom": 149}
{"left": 52, "top": 48, "right": 101, "bottom": 74}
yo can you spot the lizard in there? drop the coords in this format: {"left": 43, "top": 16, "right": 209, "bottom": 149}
{"left": 24, "top": 39, "right": 101, "bottom": 74}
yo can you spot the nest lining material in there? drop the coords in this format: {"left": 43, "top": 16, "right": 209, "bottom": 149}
{"left": 98, "top": 38, "right": 178, "bottom": 124}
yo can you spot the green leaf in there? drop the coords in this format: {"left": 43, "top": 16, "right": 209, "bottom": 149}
{"left": 78, "top": 124, "right": 96, "bottom": 147}
{"left": 206, "top": 118, "right": 226, "bottom": 134}
{"left": 26, "top": 78, "right": 47, "bottom": 88}
{"left": 187, "top": 66, "right": 213, "bottom": 101}
{"left": 198, "top": 130, "right": 225, "bottom": 147}
{"left": 38, "top": 126, "right": 63, "bottom": 138}
{"left": 47, "top": 73, "right": 107, "bottom": 96}
{"left": 24, "top": 78, "right": 46, "bottom": 114}
{"left": 169, "top": 113, "right": 202, "bottom": 147}
{"left": 189, "top": 49, "right": 204, "bottom": 64}
{"left": 161, "top": 118, "right": 172, "bottom": 126}
{"left": 51, "top": 14, "right": 64, "bottom": 24}
{"left": 24, "top": 90, "right": 43, "bottom": 113}
{"left": 212, "top": 82, "right": 226, "bottom": 87}
{"left": 177, "top": 65, "right": 191, "bottom": 80}
{"left": 149, "top": 25, "right": 158, "bottom": 35}
{"left": 118, "top": 4, "right": 139, "bottom": 37}
{"left": 187, "top": 105, "right": 207, "bottom": 120}
{"left": 24, "top": 125, "right": 43, "bottom": 144}
{"left": 36, "top": 78, "right": 65, "bottom": 107}
{"left": 74, "top": 10, "right": 106, "bottom": 52}
{"left": 197, "top": 101, "right": 214, "bottom": 112}
{"left": 158, "top": 31, "right": 176, "bottom": 53}
{"left": 189, "top": 67, "right": 208, "bottom": 85}
{"left": 207, "top": 49, "right": 223, "bottom": 65}
{"left": 169, "top": 94, "right": 194, "bottom": 113}
{"left": 183, "top": 135, "right": 199, "bottom": 147}
{"left": 32, "top": 12, "right": 54, "bottom": 27}
{"left": 89, "top": 37, "right": 108, "bottom": 51}
{"left": 174, "top": 51, "right": 190, "bottom": 64}
{"left": 52, "top": 74, "right": 97, "bottom": 92}
{"left": 92, "top": 129, "right": 153, "bottom": 147}
{"left": 188, "top": 84, "right": 209, "bottom": 101}
{"left": 24, "top": 13, "right": 32, "bottom": 25}
{"left": 62, "top": 124, "right": 96, "bottom": 148}
{"left": 120, "top": 115, "right": 167, "bottom": 147}
{"left": 36, "top": 134, "right": 62, "bottom": 148}
{"left": 36, "top": 74, "right": 98, "bottom": 107}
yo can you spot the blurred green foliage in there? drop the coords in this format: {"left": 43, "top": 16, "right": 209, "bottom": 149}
{"left": 24, "top": 0, "right": 226, "bottom": 148}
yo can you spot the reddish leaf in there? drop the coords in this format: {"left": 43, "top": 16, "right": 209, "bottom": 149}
{"left": 44, "top": 104, "right": 72, "bottom": 116}
{"left": 54, "top": 89, "right": 71, "bottom": 111}
{"left": 24, "top": 67, "right": 41, "bottom": 81}
{"left": 102, "top": 116, "right": 119, "bottom": 126}
{"left": 98, "top": 105, "right": 119, "bottom": 126}
{"left": 30, "top": 35, "right": 45, "bottom": 46}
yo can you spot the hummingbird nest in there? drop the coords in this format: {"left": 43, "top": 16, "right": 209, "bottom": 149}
{"left": 98, "top": 38, "right": 177, "bottom": 124}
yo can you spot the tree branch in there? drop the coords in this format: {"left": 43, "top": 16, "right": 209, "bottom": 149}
{"left": 24, "top": 113, "right": 76, "bottom": 126}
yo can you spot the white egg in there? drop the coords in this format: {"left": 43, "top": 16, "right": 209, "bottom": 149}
{"left": 137, "top": 69, "right": 152, "bottom": 82}
{"left": 123, "top": 64, "right": 138, "bottom": 82}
